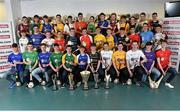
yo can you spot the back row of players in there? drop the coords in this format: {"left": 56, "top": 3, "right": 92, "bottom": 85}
{"left": 6, "top": 12, "right": 177, "bottom": 89}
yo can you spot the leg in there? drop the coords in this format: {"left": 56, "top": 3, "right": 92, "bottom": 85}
{"left": 151, "top": 67, "right": 161, "bottom": 81}
{"left": 166, "top": 67, "right": 177, "bottom": 83}
{"left": 31, "top": 67, "right": 43, "bottom": 82}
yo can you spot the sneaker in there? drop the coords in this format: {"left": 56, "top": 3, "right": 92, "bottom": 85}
{"left": 126, "top": 79, "right": 132, "bottom": 85}
{"left": 165, "top": 83, "right": 174, "bottom": 88}
{"left": 61, "top": 84, "right": 65, "bottom": 88}
{"left": 9, "top": 82, "right": 16, "bottom": 89}
{"left": 114, "top": 79, "right": 119, "bottom": 84}
{"left": 76, "top": 82, "right": 81, "bottom": 87}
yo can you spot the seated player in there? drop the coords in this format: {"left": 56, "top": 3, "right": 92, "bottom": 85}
{"left": 6, "top": 43, "right": 24, "bottom": 89}
{"left": 62, "top": 45, "right": 78, "bottom": 88}
{"left": 31, "top": 43, "right": 51, "bottom": 85}
{"left": 156, "top": 40, "right": 177, "bottom": 88}
{"left": 126, "top": 41, "right": 147, "bottom": 86}
{"left": 112, "top": 42, "right": 131, "bottom": 85}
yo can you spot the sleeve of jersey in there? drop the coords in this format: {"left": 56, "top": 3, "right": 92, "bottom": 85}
{"left": 155, "top": 51, "right": 160, "bottom": 58}
{"left": 7, "top": 54, "right": 12, "bottom": 63}
{"left": 87, "top": 54, "right": 91, "bottom": 64}
{"left": 112, "top": 53, "right": 115, "bottom": 62}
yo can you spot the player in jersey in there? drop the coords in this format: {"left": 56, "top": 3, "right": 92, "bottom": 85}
{"left": 49, "top": 43, "right": 63, "bottom": 87}
{"left": 87, "top": 16, "right": 96, "bottom": 37}
{"left": 41, "top": 15, "right": 53, "bottom": 33}
{"left": 54, "top": 30, "right": 66, "bottom": 53}
{"left": 126, "top": 41, "right": 147, "bottom": 86}
{"left": 66, "top": 28, "right": 80, "bottom": 52}
{"left": 140, "top": 23, "right": 154, "bottom": 49}
{"left": 74, "top": 13, "right": 88, "bottom": 37}
{"left": 128, "top": 26, "right": 141, "bottom": 49}
{"left": 75, "top": 45, "right": 90, "bottom": 87}
{"left": 29, "top": 25, "right": 45, "bottom": 51}
{"left": 80, "top": 28, "right": 93, "bottom": 53}
{"left": 30, "top": 15, "right": 43, "bottom": 34}
{"left": 31, "top": 43, "right": 51, "bottom": 85}
{"left": 17, "top": 16, "right": 30, "bottom": 38}
{"left": 156, "top": 40, "right": 177, "bottom": 88}
{"left": 53, "top": 14, "right": 64, "bottom": 33}
{"left": 129, "top": 16, "right": 141, "bottom": 34}
{"left": 109, "top": 13, "right": 118, "bottom": 35}
{"left": 112, "top": 42, "right": 131, "bottom": 85}
{"left": 64, "top": 16, "right": 74, "bottom": 35}
{"left": 117, "top": 15, "right": 129, "bottom": 34}
{"left": 6, "top": 43, "right": 24, "bottom": 89}
{"left": 62, "top": 45, "right": 78, "bottom": 88}
{"left": 94, "top": 27, "right": 106, "bottom": 51}
{"left": 41, "top": 30, "right": 55, "bottom": 52}
{"left": 23, "top": 42, "right": 38, "bottom": 85}
{"left": 106, "top": 28, "right": 118, "bottom": 50}
{"left": 100, "top": 43, "right": 115, "bottom": 82}
{"left": 89, "top": 43, "right": 102, "bottom": 82}
{"left": 98, "top": 13, "right": 109, "bottom": 36}
{"left": 138, "top": 12, "right": 148, "bottom": 28}
{"left": 18, "top": 30, "right": 29, "bottom": 53}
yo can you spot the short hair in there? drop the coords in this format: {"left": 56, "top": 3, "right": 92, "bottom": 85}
{"left": 96, "top": 26, "right": 101, "bottom": 30}
{"left": 27, "top": 42, "right": 33, "bottom": 46}
{"left": 99, "top": 13, "right": 105, "bottom": 16}
{"left": 34, "top": 15, "right": 39, "bottom": 18}
{"left": 12, "top": 43, "right": 18, "bottom": 48}
{"left": 68, "top": 16, "right": 72, "bottom": 19}
{"left": 56, "top": 14, "right": 61, "bottom": 17}
{"left": 143, "top": 23, "right": 148, "bottom": 26}
{"left": 146, "top": 42, "right": 153, "bottom": 46}
{"left": 66, "top": 45, "right": 72, "bottom": 48}
{"left": 53, "top": 43, "right": 59, "bottom": 47}
{"left": 70, "top": 28, "right": 75, "bottom": 31}
{"left": 140, "top": 12, "right": 146, "bottom": 16}
{"left": 79, "top": 45, "right": 85, "bottom": 49}
{"left": 155, "top": 24, "right": 162, "bottom": 28}
{"left": 132, "top": 41, "right": 139, "bottom": 44}
{"left": 91, "top": 43, "right": 96, "bottom": 47}
{"left": 120, "top": 27, "right": 125, "bottom": 31}
{"left": 45, "top": 30, "right": 51, "bottom": 33}
{"left": 78, "top": 12, "right": 83, "bottom": 16}
{"left": 82, "top": 28, "right": 87, "bottom": 31}
{"left": 120, "top": 15, "right": 126, "bottom": 19}
{"left": 22, "top": 16, "right": 27, "bottom": 19}
{"left": 90, "top": 16, "right": 95, "bottom": 19}
{"left": 43, "top": 15, "right": 48, "bottom": 18}
{"left": 103, "top": 42, "right": 109, "bottom": 45}
{"left": 152, "top": 12, "right": 158, "bottom": 16}
{"left": 107, "top": 28, "right": 112, "bottom": 31}
{"left": 130, "top": 26, "right": 135, "bottom": 29}
{"left": 33, "top": 25, "right": 39, "bottom": 28}
{"left": 117, "top": 42, "right": 124, "bottom": 46}
{"left": 161, "top": 40, "right": 168, "bottom": 44}
{"left": 130, "top": 16, "right": 137, "bottom": 20}
{"left": 40, "top": 43, "right": 47, "bottom": 47}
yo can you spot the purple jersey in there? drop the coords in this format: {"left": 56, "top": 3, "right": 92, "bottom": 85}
{"left": 143, "top": 51, "right": 156, "bottom": 70}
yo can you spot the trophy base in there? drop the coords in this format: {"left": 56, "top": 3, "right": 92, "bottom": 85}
{"left": 105, "top": 85, "right": 110, "bottom": 89}
{"left": 83, "top": 86, "right": 89, "bottom": 90}
{"left": 94, "top": 84, "right": 99, "bottom": 89}
{"left": 69, "top": 86, "right": 74, "bottom": 90}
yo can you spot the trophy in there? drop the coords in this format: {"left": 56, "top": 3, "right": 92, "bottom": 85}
{"left": 27, "top": 58, "right": 34, "bottom": 88}
{"left": 52, "top": 73, "right": 58, "bottom": 91}
{"left": 13, "top": 60, "right": 21, "bottom": 87}
{"left": 93, "top": 72, "right": 99, "bottom": 89}
{"left": 80, "top": 71, "right": 90, "bottom": 90}
{"left": 68, "top": 73, "right": 74, "bottom": 90}
{"left": 105, "top": 70, "right": 110, "bottom": 89}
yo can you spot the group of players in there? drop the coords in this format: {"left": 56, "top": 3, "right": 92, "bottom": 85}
{"left": 5, "top": 12, "right": 178, "bottom": 89}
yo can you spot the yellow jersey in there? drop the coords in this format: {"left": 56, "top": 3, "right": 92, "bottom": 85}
{"left": 106, "top": 35, "right": 115, "bottom": 50}
{"left": 112, "top": 50, "right": 126, "bottom": 70}
{"left": 94, "top": 34, "right": 106, "bottom": 51}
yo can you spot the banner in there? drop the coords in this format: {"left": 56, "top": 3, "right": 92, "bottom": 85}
{"left": 163, "top": 18, "right": 180, "bottom": 72}
{"left": 0, "top": 22, "right": 13, "bottom": 77}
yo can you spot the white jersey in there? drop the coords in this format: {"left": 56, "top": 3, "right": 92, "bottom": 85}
{"left": 154, "top": 33, "right": 166, "bottom": 41}
{"left": 126, "top": 49, "right": 145, "bottom": 69}
{"left": 100, "top": 50, "right": 113, "bottom": 68}
{"left": 19, "top": 37, "right": 29, "bottom": 53}
{"left": 64, "top": 23, "right": 74, "bottom": 33}
{"left": 41, "top": 38, "right": 55, "bottom": 52}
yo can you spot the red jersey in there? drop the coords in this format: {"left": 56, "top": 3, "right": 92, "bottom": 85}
{"left": 156, "top": 49, "right": 171, "bottom": 69}
{"left": 80, "top": 35, "right": 92, "bottom": 52}
{"left": 74, "top": 21, "right": 87, "bottom": 32}
{"left": 54, "top": 39, "right": 66, "bottom": 52}
{"left": 129, "top": 34, "right": 141, "bottom": 43}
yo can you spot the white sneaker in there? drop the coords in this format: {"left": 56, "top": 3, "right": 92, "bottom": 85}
{"left": 76, "top": 82, "right": 81, "bottom": 87}
{"left": 114, "top": 79, "right": 119, "bottom": 84}
{"left": 165, "top": 83, "right": 174, "bottom": 89}
{"left": 126, "top": 79, "right": 132, "bottom": 85}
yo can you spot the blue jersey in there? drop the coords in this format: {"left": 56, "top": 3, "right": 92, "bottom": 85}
{"left": 98, "top": 20, "right": 109, "bottom": 36}
{"left": 30, "top": 33, "right": 45, "bottom": 48}
{"left": 42, "top": 23, "right": 53, "bottom": 33}
{"left": 8, "top": 52, "right": 24, "bottom": 72}
{"left": 38, "top": 52, "right": 51, "bottom": 68}
{"left": 77, "top": 54, "right": 90, "bottom": 70}
{"left": 140, "top": 31, "right": 154, "bottom": 44}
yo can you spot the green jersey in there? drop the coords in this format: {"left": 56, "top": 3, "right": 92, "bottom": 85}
{"left": 23, "top": 51, "right": 38, "bottom": 69}
{"left": 87, "top": 23, "right": 96, "bottom": 33}
{"left": 62, "top": 53, "right": 77, "bottom": 68}
{"left": 50, "top": 52, "right": 63, "bottom": 67}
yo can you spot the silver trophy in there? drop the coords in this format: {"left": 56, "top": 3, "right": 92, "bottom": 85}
{"left": 80, "top": 71, "right": 90, "bottom": 90}
{"left": 68, "top": 73, "right": 74, "bottom": 90}
{"left": 27, "top": 58, "right": 34, "bottom": 88}
{"left": 93, "top": 72, "right": 99, "bottom": 89}
{"left": 13, "top": 60, "right": 21, "bottom": 87}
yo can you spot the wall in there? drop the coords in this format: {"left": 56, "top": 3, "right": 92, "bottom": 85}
{"left": 20, "top": 0, "right": 176, "bottom": 18}
{"left": 0, "top": 1, "right": 7, "bottom": 22}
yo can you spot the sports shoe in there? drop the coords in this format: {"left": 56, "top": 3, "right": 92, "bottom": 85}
{"left": 61, "top": 84, "right": 65, "bottom": 88}
{"left": 165, "top": 83, "right": 174, "bottom": 88}
{"left": 126, "top": 79, "right": 132, "bottom": 85}
{"left": 9, "top": 82, "right": 16, "bottom": 89}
